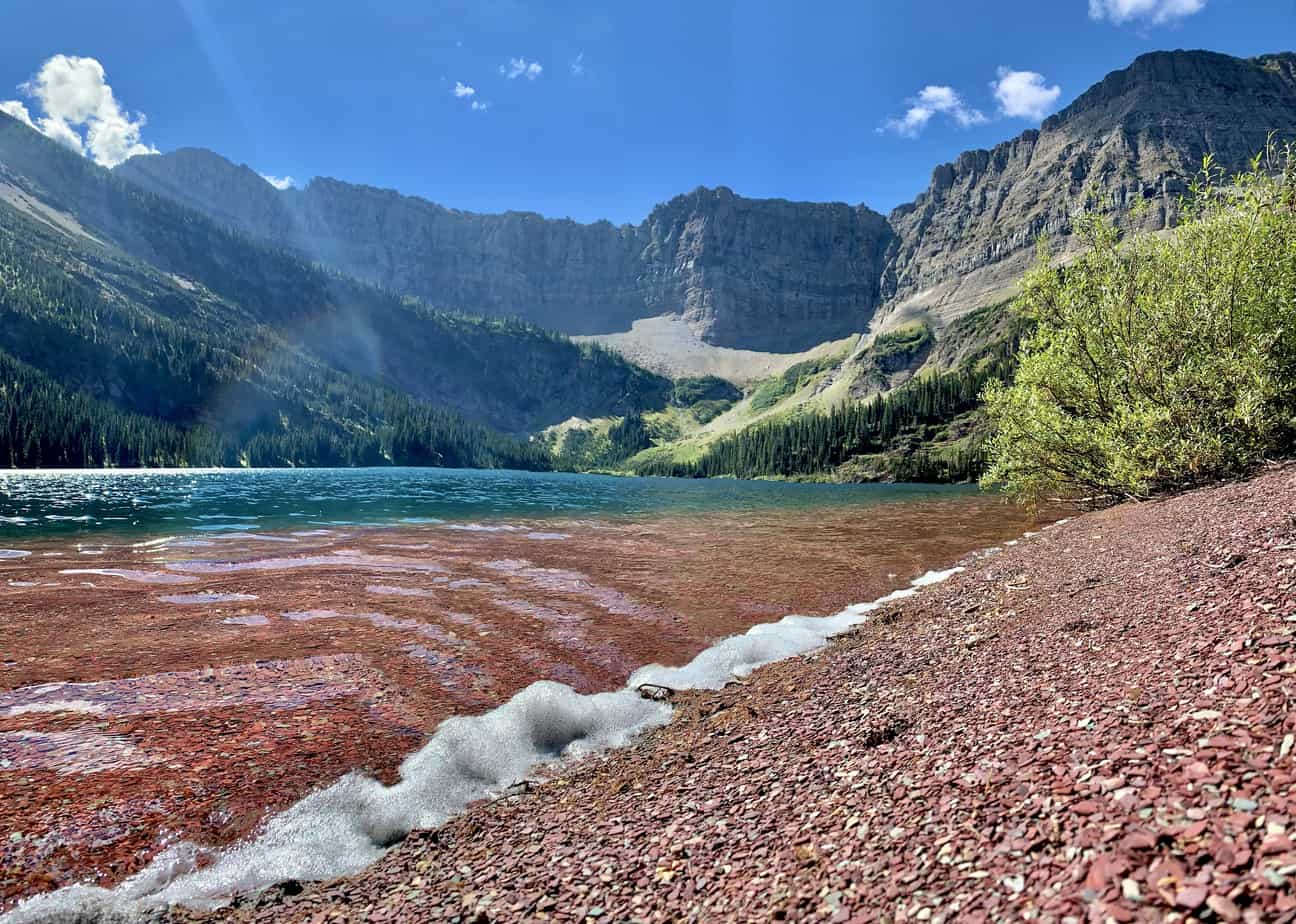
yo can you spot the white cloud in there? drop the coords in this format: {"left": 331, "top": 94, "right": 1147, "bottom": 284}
{"left": 0, "top": 54, "right": 158, "bottom": 167}
{"left": 260, "top": 174, "right": 294, "bottom": 190}
{"left": 570, "top": 52, "right": 585, "bottom": 77}
{"left": 1088, "top": 0, "right": 1206, "bottom": 24}
{"left": 881, "top": 85, "right": 986, "bottom": 138}
{"left": 499, "top": 57, "right": 543, "bottom": 81}
{"left": 991, "top": 67, "right": 1062, "bottom": 121}
{"left": 451, "top": 81, "right": 489, "bottom": 111}
{"left": 0, "top": 99, "right": 35, "bottom": 128}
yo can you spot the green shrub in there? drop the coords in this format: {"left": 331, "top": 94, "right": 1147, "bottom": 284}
{"left": 867, "top": 321, "right": 934, "bottom": 371}
{"left": 671, "top": 376, "right": 742, "bottom": 406}
{"left": 981, "top": 145, "right": 1296, "bottom": 505}
{"left": 747, "top": 355, "right": 840, "bottom": 411}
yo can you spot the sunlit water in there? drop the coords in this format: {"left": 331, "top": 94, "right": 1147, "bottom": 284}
{"left": 0, "top": 468, "right": 1044, "bottom": 913}
{"left": 0, "top": 467, "right": 988, "bottom": 539}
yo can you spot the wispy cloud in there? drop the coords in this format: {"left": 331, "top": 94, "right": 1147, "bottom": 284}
{"left": 991, "top": 67, "right": 1062, "bottom": 121}
{"left": 1087, "top": 0, "right": 1206, "bottom": 25}
{"left": 1, "top": 54, "right": 158, "bottom": 167}
{"left": 260, "top": 174, "right": 294, "bottom": 190}
{"left": 881, "top": 85, "right": 987, "bottom": 138}
{"left": 570, "top": 52, "right": 585, "bottom": 77}
{"left": 499, "top": 57, "right": 543, "bottom": 81}
{"left": 451, "top": 81, "right": 489, "bottom": 111}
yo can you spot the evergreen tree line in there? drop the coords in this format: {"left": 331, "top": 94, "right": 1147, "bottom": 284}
{"left": 0, "top": 348, "right": 549, "bottom": 469}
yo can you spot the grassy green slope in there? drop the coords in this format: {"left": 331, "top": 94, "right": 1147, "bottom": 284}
{"left": 606, "top": 303, "right": 1025, "bottom": 482}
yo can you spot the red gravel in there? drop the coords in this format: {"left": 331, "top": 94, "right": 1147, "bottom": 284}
{"left": 177, "top": 464, "right": 1296, "bottom": 923}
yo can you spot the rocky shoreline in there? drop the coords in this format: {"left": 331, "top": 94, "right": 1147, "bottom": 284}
{"left": 155, "top": 463, "right": 1296, "bottom": 923}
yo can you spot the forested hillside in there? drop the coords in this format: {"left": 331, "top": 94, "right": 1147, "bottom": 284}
{"left": 632, "top": 306, "right": 1022, "bottom": 482}
{"left": 0, "top": 110, "right": 674, "bottom": 469}
{"left": 0, "top": 111, "right": 672, "bottom": 431}
{"left": 0, "top": 202, "right": 553, "bottom": 468}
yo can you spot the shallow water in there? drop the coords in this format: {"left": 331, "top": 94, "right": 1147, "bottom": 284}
{"left": 0, "top": 468, "right": 1043, "bottom": 911}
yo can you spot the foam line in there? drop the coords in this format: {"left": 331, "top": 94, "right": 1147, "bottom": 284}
{"left": 2, "top": 566, "right": 964, "bottom": 923}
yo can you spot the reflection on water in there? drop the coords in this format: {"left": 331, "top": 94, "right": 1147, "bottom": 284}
{"left": 0, "top": 468, "right": 1044, "bottom": 909}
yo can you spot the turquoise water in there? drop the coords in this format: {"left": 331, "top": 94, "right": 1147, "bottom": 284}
{"left": 0, "top": 468, "right": 980, "bottom": 538}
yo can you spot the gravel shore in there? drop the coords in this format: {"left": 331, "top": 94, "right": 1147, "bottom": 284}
{"left": 182, "top": 465, "right": 1296, "bottom": 923}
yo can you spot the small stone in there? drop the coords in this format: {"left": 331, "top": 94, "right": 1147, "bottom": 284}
{"left": 1206, "top": 894, "right": 1242, "bottom": 922}
{"left": 1001, "top": 874, "right": 1025, "bottom": 895}
{"left": 1121, "top": 878, "right": 1141, "bottom": 902}
{"left": 1174, "top": 885, "right": 1207, "bottom": 909}
{"left": 1121, "top": 831, "right": 1157, "bottom": 851}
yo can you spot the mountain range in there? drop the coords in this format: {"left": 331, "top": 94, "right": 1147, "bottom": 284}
{"left": 1, "top": 48, "right": 1294, "bottom": 474}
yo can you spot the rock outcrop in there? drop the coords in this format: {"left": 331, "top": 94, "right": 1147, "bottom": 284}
{"left": 115, "top": 50, "right": 1296, "bottom": 353}
{"left": 117, "top": 155, "right": 894, "bottom": 352}
{"left": 883, "top": 50, "right": 1296, "bottom": 320}
{"left": 636, "top": 188, "right": 895, "bottom": 351}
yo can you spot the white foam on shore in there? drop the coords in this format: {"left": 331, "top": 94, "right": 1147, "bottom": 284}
{"left": 0, "top": 550, "right": 31, "bottom": 559}
{"left": 2, "top": 566, "right": 965, "bottom": 923}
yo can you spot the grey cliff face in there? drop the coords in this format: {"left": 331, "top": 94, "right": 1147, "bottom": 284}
{"left": 883, "top": 50, "right": 1296, "bottom": 315}
{"left": 117, "top": 157, "right": 893, "bottom": 352}
{"left": 116, "top": 50, "right": 1296, "bottom": 353}
{"left": 637, "top": 188, "right": 895, "bottom": 352}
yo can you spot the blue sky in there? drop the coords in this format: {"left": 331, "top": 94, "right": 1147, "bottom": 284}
{"left": 0, "top": 1, "right": 1291, "bottom": 223}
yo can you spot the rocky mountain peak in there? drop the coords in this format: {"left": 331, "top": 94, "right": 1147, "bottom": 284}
{"left": 882, "top": 49, "right": 1296, "bottom": 323}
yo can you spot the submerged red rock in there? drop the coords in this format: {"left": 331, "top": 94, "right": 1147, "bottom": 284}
{"left": 0, "top": 495, "right": 1037, "bottom": 909}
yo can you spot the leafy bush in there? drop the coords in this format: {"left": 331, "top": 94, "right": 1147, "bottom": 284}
{"left": 671, "top": 376, "right": 742, "bottom": 406}
{"left": 981, "top": 145, "right": 1296, "bottom": 505}
{"left": 747, "top": 355, "right": 840, "bottom": 411}
{"left": 867, "top": 321, "right": 934, "bottom": 372}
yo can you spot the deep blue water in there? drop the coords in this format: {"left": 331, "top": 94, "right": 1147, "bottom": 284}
{"left": 0, "top": 468, "right": 980, "bottom": 539}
